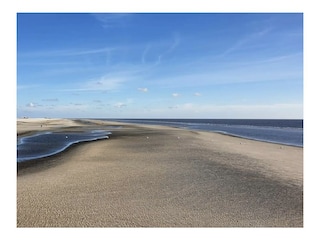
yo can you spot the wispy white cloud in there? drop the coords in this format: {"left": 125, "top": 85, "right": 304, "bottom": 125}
{"left": 151, "top": 52, "right": 302, "bottom": 89}
{"left": 71, "top": 47, "right": 116, "bottom": 57}
{"left": 156, "top": 33, "right": 180, "bottom": 65}
{"left": 114, "top": 102, "right": 127, "bottom": 108}
{"left": 168, "top": 105, "right": 179, "bottom": 109}
{"left": 138, "top": 87, "right": 148, "bottom": 92}
{"left": 140, "top": 33, "right": 181, "bottom": 67}
{"left": 19, "top": 47, "right": 116, "bottom": 58}
{"left": 17, "top": 84, "right": 41, "bottom": 90}
{"left": 194, "top": 92, "right": 202, "bottom": 97}
{"left": 42, "top": 98, "right": 59, "bottom": 102}
{"left": 25, "top": 102, "right": 45, "bottom": 109}
{"left": 88, "top": 76, "right": 125, "bottom": 91}
{"left": 61, "top": 76, "right": 125, "bottom": 92}
{"left": 26, "top": 102, "right": 36, "bottom": 108}
{"left": 172, "top": 93, "right": 180, "bottom": 97}
{"left": 221, "top": 28, "right": 272, "bottom": 57}
{"left": 72, "top": 103, "right": 84, "bottom": 106}
{"left": 92, "top": 13, "right": 131, "bottom": 28}
{"left": 141, "top": 44, "right": 151, "bottom": 64}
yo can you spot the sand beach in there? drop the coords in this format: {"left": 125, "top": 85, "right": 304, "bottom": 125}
{"left": 17, "top": 118, "right": 303, "bottom": 227}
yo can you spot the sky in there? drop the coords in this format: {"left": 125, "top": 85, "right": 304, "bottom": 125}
{"left": 17, "top": 13, "right": 303, "bottom": 119}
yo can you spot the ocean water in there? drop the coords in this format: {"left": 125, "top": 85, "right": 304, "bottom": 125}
{"left": 17, "top": 130, "right": 111, "bottom": 162}
{"left": 111, "top": 119, "right": 303, "bottom": 147}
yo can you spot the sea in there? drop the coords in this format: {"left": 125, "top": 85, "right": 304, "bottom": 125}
{"left": 110, "top": 119, "right": 303, "bottom": 147}
{"left": 17, "top": 119, "right": 303, "bottom": 163}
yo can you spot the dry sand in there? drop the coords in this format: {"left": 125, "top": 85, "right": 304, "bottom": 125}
{"left": 17, "top": 119, "right": 303, "bottom": 227}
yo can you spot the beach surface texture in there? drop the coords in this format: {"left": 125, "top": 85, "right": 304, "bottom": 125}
{"left": 17, "top": 118, "right": 303, "bottom": 227}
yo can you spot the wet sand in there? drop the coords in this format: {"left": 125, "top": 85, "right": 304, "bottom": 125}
{"left": 17, "top": 118, "right": 303, "bottom": 227}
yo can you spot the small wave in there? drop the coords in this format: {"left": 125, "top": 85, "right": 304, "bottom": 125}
{"left": 213, "top": 131, "right": 302, "bottom": 147}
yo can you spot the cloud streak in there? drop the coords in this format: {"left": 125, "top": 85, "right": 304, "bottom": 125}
{"left": 221, "top": 28, "right": 272, "bottom": 57}
{"left": 92, "top": 13, "right": 131, "bottom": 28}
{"left": 42, "top": 98, "right": 59, "bottom": 102}
{"left": 19, "top": 47, "right": 116, "bottom": 58}
{"left": 60, "top": 76, "right": 126, "bottom": 92}
{"left": 114, "top": 102, "right": 127, "bottom": 108}
{"left": 156, "top": 33, "right": 180, "bottom": 65}
{"left": 26, "top": 102, "right": 36, "bottom": 108}
{"left": 150, "top": 51, "right": 302, "bottom": 89}
{"left": 141, "top": 44, "right": 151, "bottom": 64}
{"left": 138, "top": 87, "right": 148, "bottom": 92}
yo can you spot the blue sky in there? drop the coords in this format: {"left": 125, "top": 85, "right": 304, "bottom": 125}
{"left": 17, "top": 13, "right": 303, "bottom": 119}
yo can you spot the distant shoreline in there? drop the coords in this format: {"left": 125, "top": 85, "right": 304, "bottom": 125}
{"left": 102, "top": 118, "right": 303, "bottom": 147}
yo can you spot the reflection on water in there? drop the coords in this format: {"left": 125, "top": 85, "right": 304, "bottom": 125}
{"left": 17, "top": 130, "right": 112, "bottom": 162}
